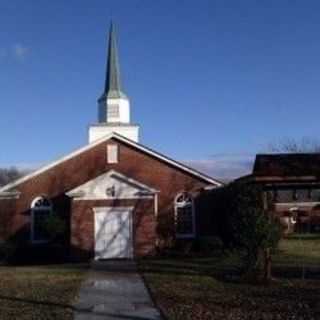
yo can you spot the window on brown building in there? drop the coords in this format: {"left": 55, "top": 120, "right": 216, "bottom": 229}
{"left": 277, "top": 190, "right": 292, "bottom": 202}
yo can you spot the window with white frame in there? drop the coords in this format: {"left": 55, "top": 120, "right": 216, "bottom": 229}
{"left": 174, "top": 192, "right": 195, "bottom": 238}
{"left": 31, "top": 196, "right": 52, "bottom": 243}
{"left": 107, "top": 144, "right": 119, "bottom": 163}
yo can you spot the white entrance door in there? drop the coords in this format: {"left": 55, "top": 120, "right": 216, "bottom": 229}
{"left": 94, "top": 207, "right": 133, "bottom": 259}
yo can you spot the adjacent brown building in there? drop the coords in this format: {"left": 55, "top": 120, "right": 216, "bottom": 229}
{"left": 238, "top": 153, "right": 320, "bottom": 233}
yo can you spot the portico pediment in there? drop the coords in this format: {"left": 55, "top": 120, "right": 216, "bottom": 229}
{"left": 66, "top": 170, "right": 158, "bottom": 200}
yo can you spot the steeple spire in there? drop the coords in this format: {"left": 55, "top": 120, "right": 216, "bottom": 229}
{"left": 90, "top": 23, "right": 139, "bottom": 143}
{"left": 103, "top": 23, "right": 126, "bottom": 99}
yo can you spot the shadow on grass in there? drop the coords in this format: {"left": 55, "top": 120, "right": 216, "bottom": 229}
{"left": 0, "top": 261, "right": 90, "bottom": 273}
{"left": 33, "top": 262, "right": 90, "bottom": 271}
{"left": 285, "top": 234, "right": 320, "bottom": 241}
{"left": 272, "top": 266, "right": 320, "bottom": 279}
{"left": 0, "top": 294, "right": 74, "bottom": 311}
{"left": 138, "top": 254, "right": 241, "bottom": 282}
{"left": 138, "top": 253, "right": 320, "bottom": 281}
{"left": 0, "top": 294, "right": 154, "bottom": 320}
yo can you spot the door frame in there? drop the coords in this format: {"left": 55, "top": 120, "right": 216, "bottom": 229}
{"left": 93, "top": 206, "right": 134, "bottom": 260}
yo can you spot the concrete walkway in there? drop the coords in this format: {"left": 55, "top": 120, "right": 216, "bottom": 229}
{"left": 73, "top": 260, "right": 162, "bottom": 320}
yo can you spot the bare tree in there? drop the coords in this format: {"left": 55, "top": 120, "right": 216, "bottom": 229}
{"left": 0, "top": 167, "right": 27, "bottom": 187}
{"left": 268, "top": 137, "right": 320, "bottom": 153}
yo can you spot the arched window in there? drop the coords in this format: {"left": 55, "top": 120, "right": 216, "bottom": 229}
{"left": 174, "top": 192, "right": 195, "bottom": 238}
{"left": 31, "top": 196, "right": 52, "bottom": 243}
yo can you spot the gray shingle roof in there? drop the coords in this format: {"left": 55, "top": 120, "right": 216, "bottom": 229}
{"left": 253, "top": 153, "right": 320, "bottom": 177}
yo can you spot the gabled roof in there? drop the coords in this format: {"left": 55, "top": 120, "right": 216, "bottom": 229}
{"left": 253, "top": 153, "right": 320, "bottom": 178}
{"left": 0, "top": 132, "right": 223, "bottom": 193}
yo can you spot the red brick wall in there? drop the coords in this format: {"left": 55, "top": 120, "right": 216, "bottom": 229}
{"left": 0, "top": 137, "right": 212, "bottom": 259}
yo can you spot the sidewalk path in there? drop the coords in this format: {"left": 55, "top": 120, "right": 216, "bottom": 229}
{"left": 73, "top": 260, "right": 162, "bottom": 320}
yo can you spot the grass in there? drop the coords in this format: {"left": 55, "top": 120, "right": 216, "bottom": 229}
{"left": 274, "top": 234, "right": 320, "bottom": 267}
{"left": 139, "top": 235, "right": 320, "bottom": 320}
{"left": 0, "top": 264, "right": 87, "bottom": 320}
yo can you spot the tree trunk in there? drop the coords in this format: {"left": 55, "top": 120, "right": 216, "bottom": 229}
{"left": 263, "top": 248, "right": 272, "bottom": 282}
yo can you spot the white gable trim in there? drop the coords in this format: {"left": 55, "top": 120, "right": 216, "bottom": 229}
{"left": 0, "top": 133, "right": 223, "bottom": 192}
{"left": 66, "top": 169, "right": 159, "bottom": 200}
{"left": 107, "top": 170, "right": 159, "bottom": 193}
{"left": 0, "top": 191, "right": 21, "bottom": 199}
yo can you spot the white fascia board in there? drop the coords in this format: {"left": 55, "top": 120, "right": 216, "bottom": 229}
{"left": 0, "top": 191, "right": 21, "bottom": 199}
{"left": 0, "top": 132, "right": 223, "bottom": 192}
{"left": 107, "top": 170, "right": 159, "bottom": 193}
{"left": 111, "top": 135, "right": 224, "bottom": 186}
{"left": 204, "top": 185, "right": 225, "bottom": 190}
{"left": 0, "top": 132, "right": 116, "bottom": 193}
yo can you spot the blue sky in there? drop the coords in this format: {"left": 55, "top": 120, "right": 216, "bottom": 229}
{"left": 1, "top": 1, "right": 320, "bottom": 179}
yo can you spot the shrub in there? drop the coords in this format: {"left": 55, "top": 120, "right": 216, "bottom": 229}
{"left": 198, "top": 236, "right": 224, "bottom": 253}
{"left": 0, "top": 240, "right": 17, "bottom": 263}
{"left": 225, "top": 183, "right": 282, "bottom": 282}
{"left": 42, "top": 213, "right": 66, "bottom": 243}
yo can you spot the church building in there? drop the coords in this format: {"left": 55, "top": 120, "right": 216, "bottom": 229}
{"left": 0, "top": 25, "right": 222, "bottom": 261}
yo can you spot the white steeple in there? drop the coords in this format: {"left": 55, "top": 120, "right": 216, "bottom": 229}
{"left": 89, "top": 24, "right": 139, "bottom": 143}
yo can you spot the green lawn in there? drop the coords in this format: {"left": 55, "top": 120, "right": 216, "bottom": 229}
{"left": 274, "top": 234, "right": 320, "bottom": 267}
{"left": 139, "top": 235, "right": 320, "bottom": 320}
{"left": 0, "top": 264, "right": 87, "bottom": 320}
